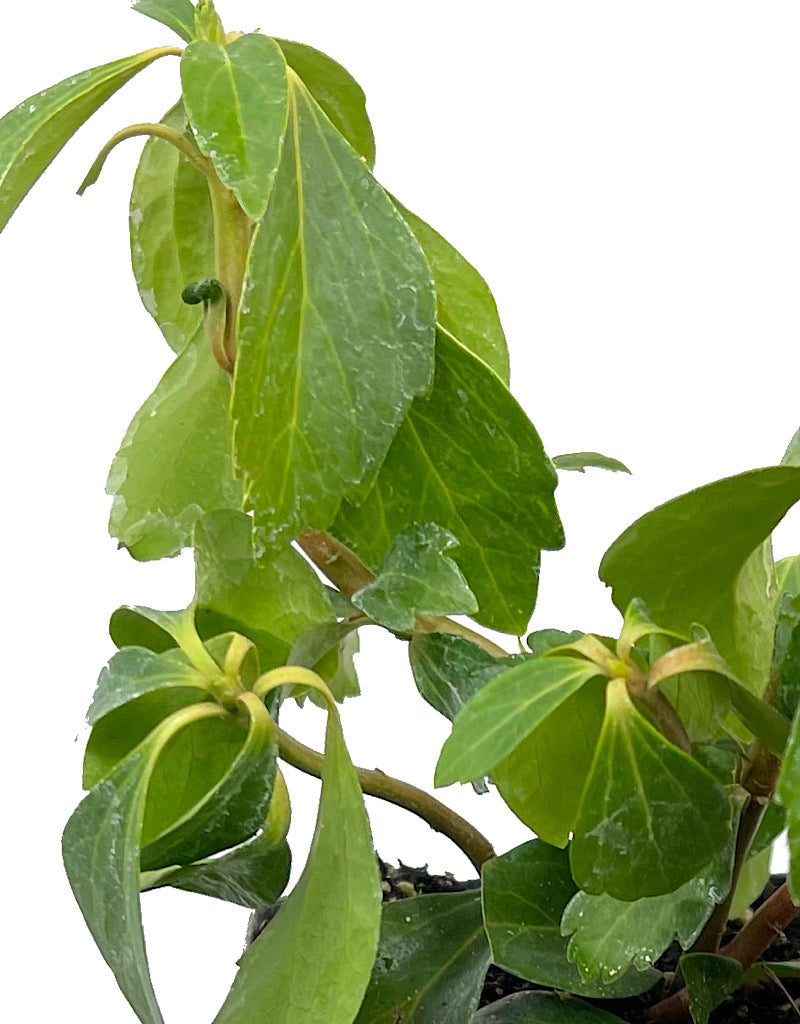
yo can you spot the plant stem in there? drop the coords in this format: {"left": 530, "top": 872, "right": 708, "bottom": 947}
{"left": 206, "top": 175, "right": 254, "bottom": 370}
{"left": 275, "top": 724, "right": 496, "bottom": 872}
{"left": 297, "top": 528, "right": 509, "bottom": 659}
{"left": 635, "top": 688, "right": 691, "bottom": 753}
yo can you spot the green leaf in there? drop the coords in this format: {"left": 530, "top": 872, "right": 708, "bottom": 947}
{"left": 133, "top": 0, "right": 196, "bottom": 43}
{"left": 599, "top": 466, "right": 800, "bottom": 690}
{"left": 181, "top": 34, "right": 288, "bottom": 219}
{"left": 526, "top": 629, "right": 586, "bottom": 656}
{"left": 353, "top": 890, "right": 489, "bottom": 1024}
{"left": 352, "top": 523, "right": 477, "bottom": 631}
{"left": 492, "top": 677, "right": 606, "bottom": 847}
{"left": 552, "top": 453, "right": 631, "bottom": 475}
{"left": 232, "top": 74, "right": 435, "bottom": 548}
{"left": 560, "top": 838, "right": 735, "bottom": 983}
{"left": 776, "top": 706, "right": 800, "bottom": 900}
{"left": 409, "top": 633, "right": 512, "bottom": 722}
{"left": 783, "top": 426, "right": 800, "bottom": 466}
{"left": 107, "top": 331, "right": 243, "bottom": 560}
{"left": 435, "top": 657, "right": 601, "bottom": 788}
{"left": 473, "top": 991, "right": 632, "bottom": 1022}
{"left": 276, "top": 39, "right": 376, "bottom": 168}
{"left": 334, "top": 329, "right": 564, "bottom": 634}
{"left": 64, "top": 702, "right": 227, "bottom": 1024}
{"left": 728, "top": 846, "right": 771, "bottom": 920}
{"left": 393, "top": 200, "right": 509, "bottom": 383}
{"left": 211, "top": 708, "right": 381, "bottom": 1024}
{"left": 0, "top": 47, "right": 177, "bottom": 232}
{"left": 779, "top": 620, "right": 800, "bottom": 721}
{"left": 482, "top": 840, "right": 658, "bottom": 999}
{"left": 110, "top": 608, "right": 176, "bottom": 653}
{"left": 570, "top": 679, "right": 732, "bottom": 900}
{"left": 680, "top": 953, "right": 743, "bottom": 1024}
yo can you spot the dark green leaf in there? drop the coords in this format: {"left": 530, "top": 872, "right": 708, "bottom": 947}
{"left": 133, "top": 0, "right": 196, "bottom": 43}
{"left": 181, "top": 34, "right": 288, "bottom": 219}
{"left": 64, "top": 702, "right": 227, "bottom": 1024}
{"left": 107, "top": 331, "right": 243, "bottom": 560}
{"left": 482, "top": 840, "right": 658, "bottom": 999}
{"left": 570, "top": 679, "right": 732, "bottom": 900}
{"left": 334, "top": 329, "right": 564, "bottom": 634}
{"left": 409, "top": 632, "right": 512, "bottom": 722}
{"left": 353, "top": 523, "right": 477, "bottom": 631}
{"left": 435, "top": 657, "right": 601, "bottom": 787}
{"left": 232, "top": 74, "right": 435, "bottom": 548}
{"left": 276, "top": 39, "right": 376, "bottom": 168}
{"left": 394, "top": 200, "right": 509, "bottom": 382}
{"left": 779, "top": 620, "right": 800, "bottom": 721}
{"left": 552, "top": 453, "right": 631, "bottom": 475}
{"left": 680, "top": 953, "right": 743, "bottom": 1024}
{"left": 110, "top": 607, "right": 178, "bottom": 653}
{"left": 776, "top": 706, "right": 800, "bottom": 900}
{"left": 211, "top": 708, "right": 382, "bottom": 1024}
{"left": 354, "top": 890, "right": 489, "bottom": 1024}
{"left": 599, "top": 466, "right": 800, "bottom": 690}
{"left": 0, "top": 47, "right": 177, "bottom": 231}
{"left": 473, "top": 991, "right": 631, "bottom": 1022}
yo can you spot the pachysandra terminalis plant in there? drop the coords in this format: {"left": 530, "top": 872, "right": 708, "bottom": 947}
{"left": 2, "top": 2, "right": 799, "bottom": 1022}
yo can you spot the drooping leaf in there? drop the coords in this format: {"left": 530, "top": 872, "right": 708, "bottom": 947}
{"left": 473, "top": 991, "right": 633, "bottom": 1022}
{"left": 107, "top": 331, "right": 243, "bottom": 560}
{"left": 409, "top": 632, "right": 512, "bottom": 722}
{"left": 353, "top": 890, "right": 489, "bottom": 1024}
{"left": 276, "top": 39, "right": 376, "bottom": 168}
{"left": 0, "top": 47, "right": 178, "bottom": 231}
{"left": 133, "top": 0, "right": 196, "bottom": 43}
{"left": 212, "top": 706, "right": 381, "bottom": 1024}
{"left": 599, "top": 466, "right": 800, "bottom": 690}
{"left": 680, "top": 953, "right": 743, "bottom": 1024}
{"left": 492, "top": 677, "right": 606, "bottom": 847}
{"left": 435, "top": 657, "right": 601, "bottom": 788}
{"left": 776, "top": 706, "right": 800, "bottom": 900}
{"left": 570, "top": 679, "right": 732, "bottom": 901}
{"left": 63, "top": 702, "right": 227, "bottom": 1024}
{"left": 482, "top": 840, "right": 658, "bottom": 999}
{"left": 552, "top": 453, "right": 631, "bottom": 475}
{"left": 393, "top": 200, "right": 509, "bottom": 382}
{"left": 181, "top": 34, "right": 288, "bottom": 219}
{"left": 334, "top": 329, "right": 564, "bottom": 634}
{"left": 352, "top": 523, "right": 477, "bottom": 631}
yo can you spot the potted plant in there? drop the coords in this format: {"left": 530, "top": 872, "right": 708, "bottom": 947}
{"left": 1, "top": 2, "right": 798, "bottom": 1022}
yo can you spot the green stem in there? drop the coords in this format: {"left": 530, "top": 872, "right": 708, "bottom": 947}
{"left": 275, "top": 724, "right": 496, "bottom": 872}
{"left": 205, "top": 176, "right": 254, "bottom": 370}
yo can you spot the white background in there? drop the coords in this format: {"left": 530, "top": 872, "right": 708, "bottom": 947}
{"left": 1, "top": 1, "right": 799, "bottom": 1020}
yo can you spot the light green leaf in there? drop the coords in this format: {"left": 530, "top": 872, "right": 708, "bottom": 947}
{"left": 232, "top": 73, "right": 435, "bottom": 548}
{"left": 394, "top": 200, "right": 509, "bottom": 383}
{"left": 435, "top": 657, "right": 601, "bottom": 788}
{"left": 473, "top": 991, "right": 634, "bottom": 1022}
{"left": 276, "top": 39, "right": 376, "bottom": 168}
{"left": 353, "top": 523, "right": 477, "bottom": 631}
{"left": 570, "top": 679, "right": 732, "bottom": 901}
{"left": 680, "top": 953, "right": 743, "bottom": 1024}
{"left": 600, "top": 466, "right": 800, "bottom": 690}
{"left": 482, "top": 840, "right": 658, "bottom": 999}
{"left": 354, "top": 890, "right": 489, "bottom": 1024}
{"left": 107, "top": 331, "right": 243, "bottom": 560}
{"left": 492, "top": 677, "right": 606, "bottom": 847}
{"left": 181, "top": 34, "right": 288, "bottom": 219}
{"left": 212, "top": 707, "right": 381, "bottom": 1024}
{"left": 783, "top": 426, "right": 800, "bottom": 466}
{"left": 133, "top": 0, "right": 196, "bottom": 43}
{"left": 0, "top": 47, "right": 178, "bottom": 231}
{"left": 526, "top": 629, "right": 586, "bottom": 656}
{"left": 64, "top": 702, "right": 227, "bottom": 1024}
{"left": 728, "top": 846, "right": 770, "bottom": 920}
{"left": 776, "top": 706, "right": 800, "bottom": 900}
{"left": 334, "top": 329, "right": 564, "bottom": 634}
{"left": 409, "top": 633, "right": 513, "bottom": 723}
{"left": 553, "top": 453, "right": 631, "bottom": 475}
{"left": 561, "top": 838, "right": 735, "bottom": 983}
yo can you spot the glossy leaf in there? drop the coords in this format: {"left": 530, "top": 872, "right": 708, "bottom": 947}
{"left": 394, "top": 200, "right": 509, "bottom": 382}
{"left": 492, "top": 677, "right": 606, "bottom": 847}
{"left": 181, "top": 34, "right": 288, "bottom": 219}
{"left": 570, "top": 679, "right": 732, "bottom": 900}
{"left": 482, "top": 840, "right": 658, "bottom": 999}
{"left": 776, "top": 705, "right": 800, "bottom": 900}
{"left": 133, "top": 0, "right": 195, "bottom": 43}
{"left": 599, "top": 466, "right": 800, "bottom": 690}
{"left": 64, "top": 702, "right": 226, "bottom": 1024}
{"left": 680, "top": 953, "right": 743, "bottom": 1024}
{"left": 276, "top": 39, "right": 376, "bottom": 168}
{"left": 473, "top": 991, "right": 631, "bottom": 1022}
{"left": 409, "top": 632, "right": 512, "bottom": 722}
{"left": 107, "top": 332, "right": 242, "bottom": 560}
{"left": 354, "top": 890, "right": 489, "bottom": 1024}
{"left": 353, "top": 523, "right": 477, "bottom": 631}
{"left": 0, "top": 47, "right": 177, "bottom": 231}
{"left": 435, "top": 656, "right": 601, "bottom": 787}
{"left": 552, "top": 453, "right": 631, "bottom": 475}
{"left": 211, "top": 707, "right": 381, "bottom": 1024}
{"left": 232, "top": 74, "right": 435, "bottom": 549}
{"left": 334, "top": 329, "right": 564, "bottom": 634}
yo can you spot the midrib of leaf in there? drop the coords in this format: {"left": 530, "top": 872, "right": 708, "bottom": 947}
{"left": 620, "top": 720, "right": 661, "bottom": 867}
